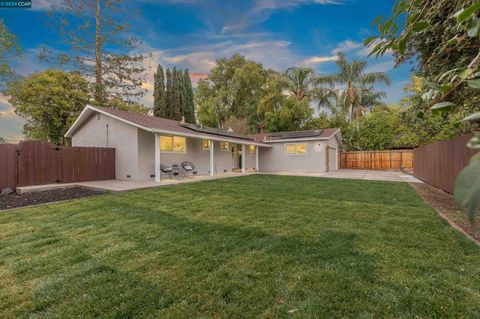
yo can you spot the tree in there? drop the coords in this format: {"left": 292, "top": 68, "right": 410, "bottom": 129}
{"left": 5, "top": 70, "right": 90, "bottom": 145}
{"left": 153, "top": 65, "right": 166, "bottom": 118}
{"left": 196, "top": 54, "right": 269, "bottom": 130}
{"left": 276, "top": 67, "right": 318, "bottom": 101}
{"left": 368, "top": 0, "right": 480, "bottom": 218}
{"left": 108, "top": 96, "right": 149, "bottom": 115}
{"left": 329, "top": 53, "right": 391, "bottom": 122}
{"left": 171, "top": 67, "right": 182, "bottom": 120}
{"left": 165, "top": 68, "right": 173, "bottom": 119}
{"left": 42, "top": 0, "right": 149, "bottom": 104}
{"left": 183, "top": 69, "right": 195, "bottom": 123}
{"left": 0, "top": 18, "right": 20, "bottom": 86}
{"left": 263, "top": 97, "right": 314, "bottom": 132}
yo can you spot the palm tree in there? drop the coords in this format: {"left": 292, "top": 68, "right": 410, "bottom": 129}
{"left": 330, "top": 53, "right": 391, "bottom": 122}
{"left": 276, "top": 67, "right": 335, "bottom": 110}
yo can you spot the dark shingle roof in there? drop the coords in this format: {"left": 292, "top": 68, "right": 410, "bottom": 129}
{"left": 251, "top": 128, "right": 340, "bottom": 142}
{"left": 86, "top": 105, "right": 258, "bottom": 142}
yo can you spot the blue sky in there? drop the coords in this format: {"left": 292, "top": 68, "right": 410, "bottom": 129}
{"left": 0, "top": 0, "right": 412, "bottom": 141}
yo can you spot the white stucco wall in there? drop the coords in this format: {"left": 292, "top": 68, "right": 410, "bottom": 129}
{"left": 259, "top": 139, "right": 331, "bottom": 173}
{"left": 71, "top": 113, "right": 139, "bottom": 180}
{"left": 137, "top": 131, "right": 252, "bottom": 179}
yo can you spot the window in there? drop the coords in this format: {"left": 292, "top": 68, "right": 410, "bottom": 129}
{"left": 203, "top": 140, "right": 210, "bottom": 150}
{"left": 220, "top": 142, "right": 229, "bottom": 151}
{"left": 249, "top": 145, "right": 255, "bottom": 154}
{"left": 160, "top": 136, "right": 186, "bottom": 153}
{"left": 284, "top": 143, "right": 307, "bottom": 155}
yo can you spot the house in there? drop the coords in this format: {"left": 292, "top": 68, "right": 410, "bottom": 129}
{"left": 65, "top": 104, "right": 342, "bottom": 181}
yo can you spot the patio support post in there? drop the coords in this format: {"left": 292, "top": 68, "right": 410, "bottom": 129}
{"left": 155, "top": 133, "right": 161, "bottom": 182}
{"left": 209, "top": 140, "right": 214, "bottom": 176}
{"left": 241, "top": 144, "right": 246, "bottom": 173}
{"left": 255, "top": 146, "right": 259, "bottom": 172}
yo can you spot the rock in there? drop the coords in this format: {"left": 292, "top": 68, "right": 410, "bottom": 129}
{"left": 1, "top": 188, "right": 14, "bottom": 195}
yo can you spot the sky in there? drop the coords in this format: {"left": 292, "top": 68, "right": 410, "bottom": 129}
{"left": 0, "top": 0, "right": 412, "bottom": 141}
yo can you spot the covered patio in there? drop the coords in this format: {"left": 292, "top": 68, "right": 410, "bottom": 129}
{"left": 150, "top": 127, "right": 271, "bottom": 182}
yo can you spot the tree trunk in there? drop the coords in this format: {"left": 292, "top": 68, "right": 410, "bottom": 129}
{"left": 95, "top": 0, "right": 102, "bottom": 103}
{"left": 347, "top": 81, "right": 355, "bottom": 122}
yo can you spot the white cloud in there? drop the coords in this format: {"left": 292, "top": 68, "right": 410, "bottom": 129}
{"left": 301, "top": 55, "right": 338, "bottom": 65}
{"left": 365, "top": 60, "right": 394, "bottom": 73}
{"left": 331, "top": 40, "right": 363, "bottom": 55}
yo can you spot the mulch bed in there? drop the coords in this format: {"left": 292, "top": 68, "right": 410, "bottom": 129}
{"left": 0, "top": 187, "right": 105, "bottom": 211}
{"left": 410, "top": 182, "right": 480, "bottom": 245}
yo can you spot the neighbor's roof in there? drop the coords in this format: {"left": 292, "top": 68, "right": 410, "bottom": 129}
{"left": 65, "top": 104, "right": 271, "bottom": 147}
{"left": 251, "top": 128, "right": 341, "bottom": 143}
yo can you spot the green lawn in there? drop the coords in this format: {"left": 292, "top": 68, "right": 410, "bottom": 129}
{"left": 1, "top": 175, "right": 480, "bottom": 318}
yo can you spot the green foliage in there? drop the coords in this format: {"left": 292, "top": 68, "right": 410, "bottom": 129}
{"left": 326, "top": 53, "right": 390, "bottom": 122}
{"left": 370, "top": 0, "right": 480, "bottom": 218}
{"left": 5, "top": 70, "right": 90, "bottom": 145}
{"left": 263, "top": 97, "right": 314, "bottom": 132}
{"left": 107, "top": 96, "right": 149, "bottom": 115}
{"left": 196, "top": 54, "right": 269, "bottom": 130}
{"left": 0, "top": 18, "right": 20, "bottom": 85}
{"left": 156, "top": 65, "right": 195, "bottom": 122}
{"left": 153, "top": 65, "right": 166, "bottom": 118}
{"left": 42, "top": 0, "right": 149, "bottom": 103}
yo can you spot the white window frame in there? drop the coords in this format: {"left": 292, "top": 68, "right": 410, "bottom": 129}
{"left": 160, "top": 135, "right": 187, "bottom": 154}
{"left": 220, "top": 141, "right": 230, "bottom": 152}
{"left": 202, "top": 139, "right": 210, "bottom": 151}
{"left": 284, "top": 143, "right": 307, "bottom": 156}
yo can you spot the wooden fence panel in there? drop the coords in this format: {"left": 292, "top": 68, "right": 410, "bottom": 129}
{"left": 413, "top": 135, "right": 478, "bottom": 194}
{"left": 0, "top": 141, "right": 115, "bottom": 190}
{"left": 340, "top": 150, "right": 413, "bottom": 170}
{"left": 0, "top": 144, "right": 18, "bottom": 190}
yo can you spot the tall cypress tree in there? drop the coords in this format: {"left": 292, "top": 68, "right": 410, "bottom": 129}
{"left": 171, "top": 67, "right": 182, "bottom": 120}
{"left": 165, "top": 68, "right": 173, "bottom": 119}
{"left": 153, "top": 64, "right": 166, "bottom": 117}
{"left": 183, "top": 69, "right": 195, "bottom": 123}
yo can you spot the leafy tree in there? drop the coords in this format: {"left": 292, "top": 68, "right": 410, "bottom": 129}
{"left": 329, "top": 53, "right": 391, "bottom": 122}
{"left": 263, "top": 97, "right": 314, "bottom": 132}
{"left": 153, "top": 64, "right": 166, "bottom": 118}
{"left": 196, "top": 54, "right": 269, "bottom": 130}
{"left": 171, "top": 67, "right": 182, "bottom": 120}
{"left": 368, "top": 0, "right": 480, "bottom": 218}
{"left": 108, "top": 96, "right": 149, "bottom": 115}
{"left": 0, "top": 18, "right": 20, "bottom": 86}
{"left": 5, "top": 70, "right": 90, "bottom": 145}
{"left": 42, "top": 0, "right": 149, "bottom": 104}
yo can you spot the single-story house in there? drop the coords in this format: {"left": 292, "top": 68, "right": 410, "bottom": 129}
{"left": 65, "top": 104, "right": 342, "bottom": 181}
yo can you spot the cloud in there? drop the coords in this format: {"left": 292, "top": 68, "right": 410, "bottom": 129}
{"left": 301, "top": 55, "right": 338, "bottom": 65}
{"left": 30, "top": 0, "right": 62, "bottom": 11}
{"left": 365, "top": 60, "right": 394, "bottom": 73}
{"left": 221, "top": 0, "right": 342, "bottom": 35}
{"left": 331, "top": 40, "right": 363, "bottom": 55}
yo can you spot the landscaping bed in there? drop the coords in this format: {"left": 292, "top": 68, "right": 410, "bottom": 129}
{"left": 0, "top": 186, "right": 105, "bottom": 210}
{"left": 410, "top": 182, "right": 480, "bottom": 244}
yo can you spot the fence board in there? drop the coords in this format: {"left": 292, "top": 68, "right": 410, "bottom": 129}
{"left": 0, "top": 141, "right": 115, "bottom": 190}
{"left": 340, "top": 150, "right": 413, "bottom": 170}
{"left": 413, "top": 134, "right": 478, "bottom": 194}
{"left": 0, "top": 144, "right": 18, "bottom": 190}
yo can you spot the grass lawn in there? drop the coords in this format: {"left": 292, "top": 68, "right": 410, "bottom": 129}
{"left": 1, "top": 175, "right": 480, "bottom": 318}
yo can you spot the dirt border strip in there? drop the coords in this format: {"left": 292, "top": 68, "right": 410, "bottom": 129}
{"left": 409, "top": 182, "right": 480, "bottom": 247}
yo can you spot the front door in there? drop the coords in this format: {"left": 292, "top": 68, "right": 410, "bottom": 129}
{"left": 232, "top": 144, "right": 241, "bottom": 169}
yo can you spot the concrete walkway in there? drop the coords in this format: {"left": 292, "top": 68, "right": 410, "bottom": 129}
{"left": 262, "top": 169, "right": 422, "bottom": 183}
{"left": 16, "top": 172, "right": 255, "bottom": 194}
{"left": 16, "top": 169, "right": 420, "bottom": 194}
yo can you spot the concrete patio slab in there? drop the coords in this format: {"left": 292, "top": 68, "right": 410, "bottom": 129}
{"left": 263, "top": 169, "right": 422, "bottom": 183}
{"left": 16, "top": 172, "right": 255, "bottom": 194}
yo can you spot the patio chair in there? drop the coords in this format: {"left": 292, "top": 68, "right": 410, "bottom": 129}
{"left": 181, "top": 161, "right": 195, "bottom": 177}
{"left": 160, "top": 163, "right": 173, "bottom": 178}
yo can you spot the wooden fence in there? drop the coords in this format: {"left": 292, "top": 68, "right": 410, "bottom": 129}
{"left": 340, "top": 150, "right": 413, "bottom": 170}
{"left": 413, "top": 134, "right": 478, "bottom": 194}
{"left": 0, "top": 141, "right": 115, "bottom": 190}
